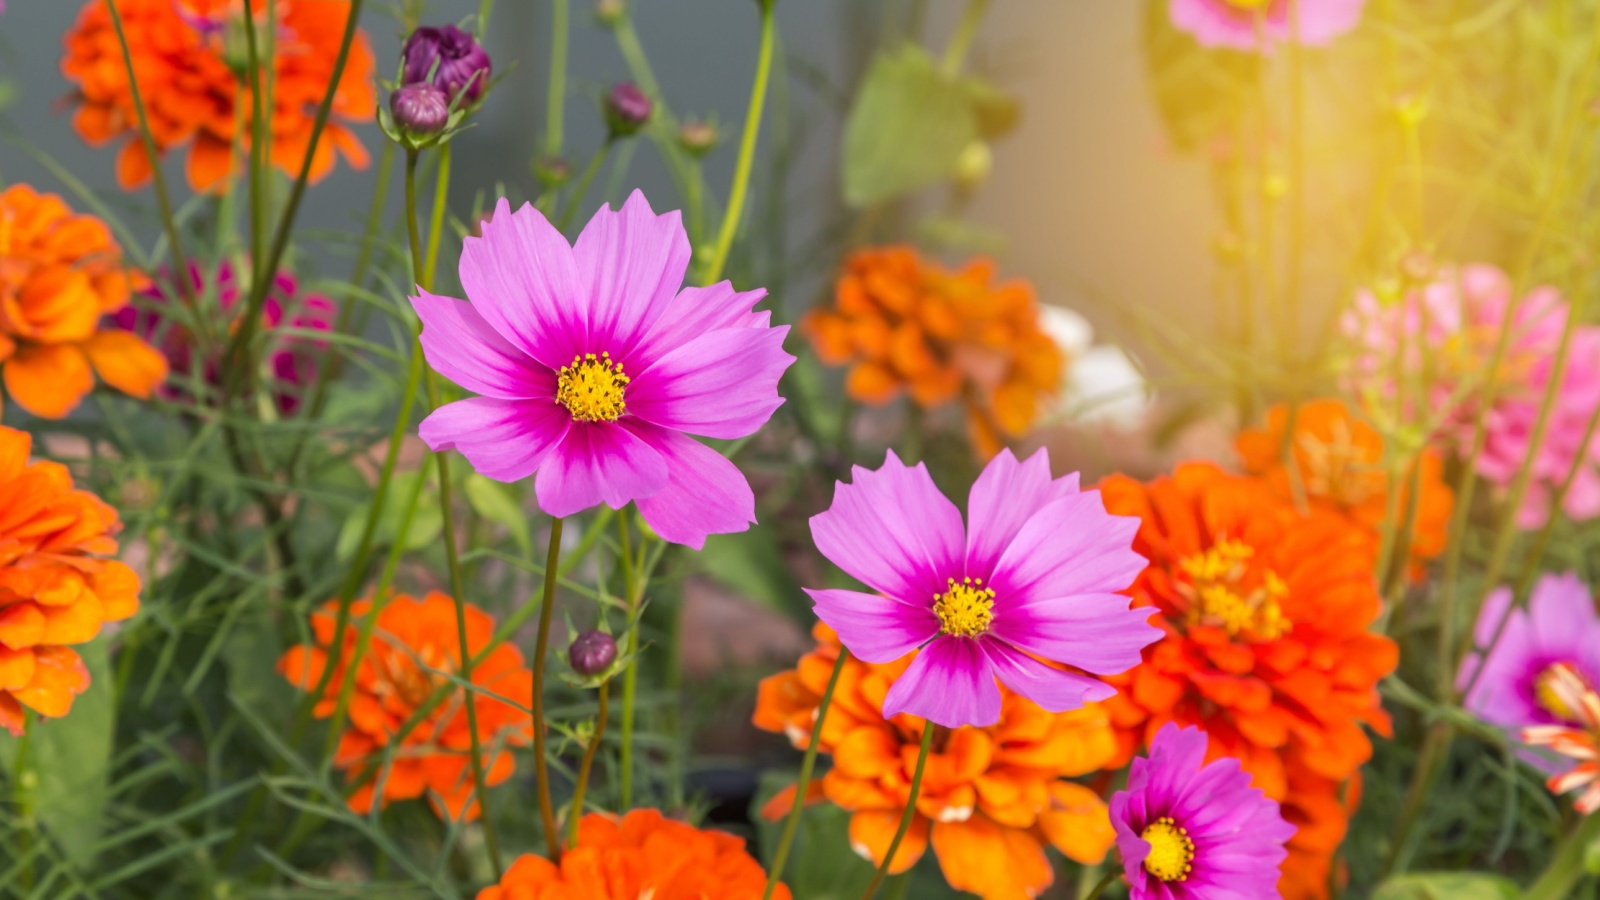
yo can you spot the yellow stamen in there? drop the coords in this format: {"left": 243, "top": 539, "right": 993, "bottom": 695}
{"left": 556, "top": 351, "right": 629, "bottom": 422}
{"left": 1536, "top": 662, "right": 1591, "bottom": 723}
{"left": 1178, "top": 539, "right": 1290, "bottom": 641}
{"left": 933, "top": 577, "right": 995, "bottom": 638}
{"left": 1141, "top": 816, "right": 1196, "bottom": 882}
{"left": 1221, "top": 0, "right": 1273, "bottom": 9}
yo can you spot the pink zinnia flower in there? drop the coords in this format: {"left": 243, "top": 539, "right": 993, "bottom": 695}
{"left": 1520, "top": 664, "right": 1600, "bottom": 814}
{"left": 1110, "top": 723, "right": 1295, "bottom": 899}
{"left": 114, "top": 260, "right": 334, "bottom": 414}
{"left": 1344, "top": 264, "right": 1600, "bottom": 529}
{"left": 414, "top": 191, "right": 792, "bottom": 549}
{"left": 806, "top": 448, "right": 1157, "bottom": 728}
{"left": 1170, "top": 0, "right": 1365, "bottom": 51}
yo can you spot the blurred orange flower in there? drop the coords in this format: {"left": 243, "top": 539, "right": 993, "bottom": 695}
{"left": 278, "top": 591, "right": 533, "bottom": 821}
{"left": 0, "top": 425, "right": 141, "bottom": 735}
{"left": 0, "top": 184, "right": 164, "bottom": 419}
{"left": 1098, "top": 463, "right": 1398, "bottom": 899}
{"left": 803, "top": 247, "right": 1063, "bottom": 458}
{"left": 752, "top": 625, "right": 1116, "bottom": 900}
{"left": 480, "top": 809, "right": 790, "bottom": 900}
{"left": 62, "top": 0, "right": 375, "bottom": 192}
{"left": 1236, "top": 398, "right": 1453, "bottom": 582}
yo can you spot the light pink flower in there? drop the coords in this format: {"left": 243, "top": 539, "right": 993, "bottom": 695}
{"left": 413, "top": 191, "right": 794, "bottom": 549}
{"left": 1170, "top": 0, "right": 1365, "bottom": 51}
{"left": 1343, "top": 264, "right": 1600, "bottom": 529}
{"left": 806, "top": 448, "right": 1157, "bottom": 728}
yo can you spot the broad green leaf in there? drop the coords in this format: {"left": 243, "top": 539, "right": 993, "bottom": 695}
{"left": 463, "top": 474, "right": 532, "bottom": 556}
{"left": 1373, "top": 873, "right": 1519, "bottom": 900}
{"left": 698, "top": 524, "right": 810, "bottom": 622}
{"left": 842, "top": 45, "right": 978, "bottom": 207}
{"left": 0, "top": 638, "right": 114, "bottom": 867}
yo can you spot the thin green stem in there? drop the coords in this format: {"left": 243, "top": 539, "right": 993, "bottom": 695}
{"left": 545, "top": 0, "right": 569, "bottom": 157}
{"left": 1082, "top": 870, "right": 1119, "bottom": 900}
{"left": 701, "top": 0, "right": 776, "bottom": 286}
{"left": 533, "top": 517, "right": 567, "bottom": 860}
{"left": 763, "top": 648, "right": 849, "bottom": 900}
{"left": 104, "top": 0, "right": 195, "bottom": 310}
{"left": 423, "top": 143, "right": 452, "bottom": 290}
{"left": 861, "top": 724, "right": 935, "bottom": 900}
{"left": 1522, "top": 812, "right": 1600, "bottom": 900}
{"left": 567, "top": 680, "right": 609, "bottom": 846}
{"left": 477, "top": 0, "right": 496, "bottom": 36}
{"left": 618, "top": 513, "right": 640, "bottom": 808}
{"left": 557, "top": 141, "right": 613, "bottom": 231}
{"left": 939, "top": 0, "right": 991, "bottom": 76}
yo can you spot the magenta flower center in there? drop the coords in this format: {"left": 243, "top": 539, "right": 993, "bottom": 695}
{"left": 556, "top": 351, "right": 630, "bottom": 422}
{"left": 1178, "top": 539, "right": 1289, "bottom": 641}
{"left": 1140, "top": 816, "right": 1195, "bottom": 882}
{"left": 933, "top": 577, "right": 995, "bottom": 637}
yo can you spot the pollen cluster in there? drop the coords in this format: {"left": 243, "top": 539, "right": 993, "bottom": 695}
{"left": 1178, "top": 539, "right": 1290, "bottom": 641}
{"left": 1140, "top": 816, "right": 1196, "bottom": 882}
{"left": 557, "top": 351, "right": 630, "bottom": 422}
{"left": 934, "top": 577, "right": 996, "bottom": 637}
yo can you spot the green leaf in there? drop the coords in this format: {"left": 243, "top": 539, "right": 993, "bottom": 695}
{"left": 463, "top": 474, "right": 532, "bottom": 556}
{"left": 954, "top": 75, "right": 1021, "bottom": 139}
{"left": 1585, "top": 830, "right": 1600, "bottom": 875}
{"left": 336, "top": 470, "right": 442, "bottom": 561}
{"left": 224, "top": 609, "right": 298, "bottom": 727}
{"left": 0, "top": 638, "right": 115, "bottom": 867}
{"left": 698, "top": 525, "right": 810, "bottom": 622}
{"left": 1373, "top": 873, "right": 1519, "bottom": 900}
{"left": 842, "top": 45, "right": 979, "bottom": 207}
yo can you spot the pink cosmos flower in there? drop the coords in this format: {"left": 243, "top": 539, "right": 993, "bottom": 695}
{"left": 806, "top": 448, "right": 1157, "bottom": 729}
{"left": 114, "top": 260, "right": 334, "bottom": 414}
{"left": 1170, "top": 0, "right": 1365, "bottom": 51}
{"left": 1520, "top": 664, "right": 1600, "bottom": 815}
{"left": 1110, "top": 723, "right": 1295, "bottom": 898}
{"left": 1344, "top": 264, "right": 1600, "bottom": 529}
{"left": 413, "top": 191, "right": 793, "bottom": 549}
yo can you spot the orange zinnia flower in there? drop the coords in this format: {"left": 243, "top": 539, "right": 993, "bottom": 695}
{"left": 803, "top": 246, "right": 1064, "bottom": 458}
{"left": 752, "top": 625, "right": 1116, "bottom": 900}
{"left": 480, "top": 809, "right": 790, "bottom": 900}
{"left": 62, "top": 0, "right": 375, "bottom": 192}
{"left": 278, "top": 591, "right": 534, "bottom": 821}
{"left": 1097, "top": 463, "right": 1398, "bottom": 900}
{"left": 0, "top": 425, "right": 141, "bottom": 735}
{"left": 1236, "top": 398, "right": 1453, "bottom": 581}
{"left": 0, "top": 184, "right": 165, "bottom": 419}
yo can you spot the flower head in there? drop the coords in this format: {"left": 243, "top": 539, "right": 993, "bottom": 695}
{"left": 807, "top": 448, "right": 1157, "bottom": 728}
{"left": 1343, "top": 264, "right": 1600, "bottom": 529}
{"left": 401, "top": 24, "right": 491, "bottom": 105}
{"left": 0, "top": 184, "right": 165, "bottom": 419}
{"left": 1520, "top": 664, "right": 1600, "bottom": 814}
{"left": 803, "top": 246, "right": 1064, "bottom": 459}
{"left": 1236, "top": 399, "right": 1453, "bottom": 580}
{"left": 0, "top": 426, "right": 141, "bottom": 735}
{"left": 1170, "top": 0, "right": 1365, "bottom": 51}
{"left": 1461, "top": 573, "right": 1600, "bottom": 737}
{"left": 63, "top": 0, "right": 376, "bottom": 192}
{"left": 1098, "top": 463, "right": 1396, "bottom": 898}
{"left": 479, "top": 809, "right": 789, "bottom": 900}
{"left": 568, "top": 629, "right": 617, "bottom": 676}
{"left": 604, "top": 82, "right": 653, "bottom": 136}
{"left": 278, "top": 591, "right": 534, "bottom": 821}
{"left": 114, "top": 260, "right": 334, "bottom": 414}
{"left": 1111, "top": 723, "right": 1295, "bottom": 899}
{"left": 390, "top": 83, "right": 451, "bottom": 139}
{"left": 412, "top": 191, "right": 793, "bottom": 549}
{"left": 753, "top": 624, "right": 1118, "bottom": 900}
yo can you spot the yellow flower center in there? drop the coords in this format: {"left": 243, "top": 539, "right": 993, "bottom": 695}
{"left": 1141, "top": 817, "right": 1196, "bottom": 882}
{"left": 1222, "top": 0, "right": 1273, "bottom": 9}
{"left": 934, "top": 577, "right": 995, "bottom": 638}
{"left": 557, "top": 352, "right": 629, "bottom": 422}
{"left": 1296, "top": 418, "right": 1378, "bottom": 507}
{"left": 1179, "top": 539, "right": 1290, "bottom": 641}
{"left": 1536, "top": 663, "right": 1586, "bottom": 722}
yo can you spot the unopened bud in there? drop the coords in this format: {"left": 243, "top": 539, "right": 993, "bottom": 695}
{"left": 678, "top": 119, "right": 718, "bottom": 156}
{"left": 390, "top": 83, "right": 450, "bottom": 138}
{"left": 594, "top": 0, "right": 626, "bottom": 25}
{"left": 402, "top": 24, "right": 492, "bottom": 105}
{"left": 604, "top": 82, "right": 652, "bottom": 137}
{"left": 536, "top": 156, "right": 573, "bottom": 187}
{"left": 569, "top": 630, "right": 618, "bottom": 676}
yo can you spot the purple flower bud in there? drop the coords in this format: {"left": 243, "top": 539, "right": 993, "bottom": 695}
{"left": 402, "top": 24, "right": 492, "bottom": 104}
{"left": 390, "top": 83, "right": 450, "bottom": 138}
{"left": 569, "top": 630, "right": 618, "bottom": 676}
{"left": 604, "top": 82, "right": 652, "bottom": 137}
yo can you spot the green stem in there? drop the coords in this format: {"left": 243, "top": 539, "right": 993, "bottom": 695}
{"left": 939, "top": 0, "right": 991, "bottom": 76}
{"left": 533, "top": 517, "right": 567, "bottom": 860}
{"left": 618, "top": 512, "right": 640, "bottom": 808}
{"left": 557, "top": 141, "right": 613, "bottom": 231}
{"left": 567, "top": 680, "right": 609, "bottom": 846}
{"left": 545, "top": 0, "right": 569, "bottom": 157}
{"left": 104, "top": 0, "right": 195, "bottom": 310}
{"left": 477, "top": 0, "right": 496, "bottom": 36}
{"left": 763, "top": 648, "right": 850, "bottom": 900}
{"left": 422, "top": 143, "right": 452, "bottom": 290}
{"left": 701, "top": 0, "right": 776, "bottom": 286}
{"left": 861, "top": 724, "right": 935, "bottom": 900}
{"left": 242, "top": 0, "right": 268, "bottom": 270}
{"left": 1082, "top": 869, "right": 1119, "bottom": 900}
{"left": 1522, "top": 812, "right": 1600, "bottom": 900}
